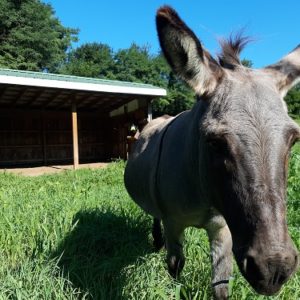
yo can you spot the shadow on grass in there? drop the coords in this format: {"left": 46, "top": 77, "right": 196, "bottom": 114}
{"left": 52, "top": 209, "right": 152, "bottom": 299}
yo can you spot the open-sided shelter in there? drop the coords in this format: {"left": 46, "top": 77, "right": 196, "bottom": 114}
{"left": 0, "top": 69, "right": 166, "bottom": 168}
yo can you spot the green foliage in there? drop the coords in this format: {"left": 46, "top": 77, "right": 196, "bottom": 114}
{"left": 59, "top": 43, "right": 195, "bottom": 116}
{"left": 0, "top": 149, "right": 299, "bottom": 299}
{"left": 152, "top": 74, "right": 195, "bottom": 117}
{"left": 0, "top": 0, "right": 78, "bottom": 72}
{"left": 288, "top": 150, "right": 300, "bottom": 201}
{"left": 241, "top": 59, "right": 253, "bottom": 68}
{"left": 112, "top": 47, "right": 195, "bottom": 116}
{"left": 112, "top": 44, "right": 162, "bottom": 84}
{"left": 285, "top": 84, "right": 300, "bottom": 116}
{"left": 60, "top": 43, "right": 115, "bottom": 78}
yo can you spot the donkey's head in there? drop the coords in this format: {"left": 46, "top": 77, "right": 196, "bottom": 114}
{"left": 156, "top": 6, "right": 300, "bottom": 295}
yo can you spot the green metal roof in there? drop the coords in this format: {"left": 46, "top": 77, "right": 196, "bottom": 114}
{"left": 0, "top": 68, "right": 163, "bottom": 90}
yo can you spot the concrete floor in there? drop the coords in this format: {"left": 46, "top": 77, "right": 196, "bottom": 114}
{"left": 0, "top": 162, "right": 109, "bottom": 177}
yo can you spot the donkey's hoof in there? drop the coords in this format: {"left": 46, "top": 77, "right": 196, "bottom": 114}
{"left": 213, "top": 285, "right": 229, "bottom": 300}
{"left": 167, "top": 255, "right": 185, "bottom": 279}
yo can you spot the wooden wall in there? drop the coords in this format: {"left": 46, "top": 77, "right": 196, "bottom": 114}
{"left": 0, "top": 109, "right": 110, "bottom": 167}
{"left": 0, "top": 110, "right": 43, "bottom": 166}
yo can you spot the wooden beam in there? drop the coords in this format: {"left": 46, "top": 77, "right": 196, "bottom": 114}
{"left": 0, "top": 87, "right": 7, "bottom": 99}
{"left": 55, "top": 92, "right": 76, "bottom": 109}
{"left": 11, "top": 88, "right": 28, "bottom": 107}
{"left": 43, "top": 90, "right": 64, "bottom": 108}
{"left": 101, "top": 98, "right": 125, "bottom": 111}
{"left": 72, "top": 102, "right": 79, "bottom": 170}
{"left": 76, "top": 93, "right": 100, "bottom": 108}
{"left": 27, "top": 89, "right": 45, "bottom": 106}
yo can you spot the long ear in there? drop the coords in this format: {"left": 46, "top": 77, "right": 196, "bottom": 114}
{"left": 263, "top": 45, "right": 300, "bottom": 97}
{"left": 156, "top": 6, "right": 223, "bottom": 96}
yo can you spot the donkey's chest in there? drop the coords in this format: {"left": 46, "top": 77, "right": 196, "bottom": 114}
{"left": 158, "top": 188, "right": 211, "bottom": 228}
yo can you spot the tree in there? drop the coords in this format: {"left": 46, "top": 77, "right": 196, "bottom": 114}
{"left": 112, "top": 46, "right": 195, "bottom": 116}
{"left": 285, "top": 84, "right": 300, "bottom": 116}
{"left": 152, "top": 71, "right": 195, "bottom": 117}
{"left": 59, "top": 42, "right": 195, "bottom": 116}
{"left": 112, "top": 44, "right": 169, "bottom": 85}
{"left": 241, "top": 59, "right": 253, "bottom": 68}
{"left": 59, "top": 43, "right": 115, "bottom": 78}
{"left": 0, "top": 0, "right": 78, "bottom": 72}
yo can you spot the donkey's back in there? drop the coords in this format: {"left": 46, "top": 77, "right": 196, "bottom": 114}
{"left": 124, "top": 115, "right": 174, "bottom": 219}
{"left": 125, "top": 106, "right": 208, "bottom": 226}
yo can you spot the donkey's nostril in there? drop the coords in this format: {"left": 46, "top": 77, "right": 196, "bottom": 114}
{"left": 271, "top": 268, "right": 287, "bottom": 286}
{"left": 271, "top": 267, "right": 288, "bottom": 286}
{"left": 243, "top": 255, "right": 265, "bottom": 281}
{"left": 272, "top": 269, "right": 279, "bottom": 286}
{"left": 278, "top": 273, "right": 286, "bottom": 285}
{"left": 295, "top": 255, "right": 299, "bottom": 268}
{"left": 239, "top": 249, "right": 299, "bottom": 295}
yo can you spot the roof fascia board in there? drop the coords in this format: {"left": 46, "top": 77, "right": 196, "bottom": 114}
{"left": 0, "top": 74, "right": 167, "bottom": 97}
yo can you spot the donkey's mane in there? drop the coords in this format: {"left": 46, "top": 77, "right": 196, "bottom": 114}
{"left": 217, "top": 33, "right": 252, "bottom": 69}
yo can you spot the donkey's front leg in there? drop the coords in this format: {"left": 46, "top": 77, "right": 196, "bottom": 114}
{"left": 205, "top": 218, "right": 233, "bottom": 300}
{"left": 163, "top": 220, "right": 185, "bottom": 278}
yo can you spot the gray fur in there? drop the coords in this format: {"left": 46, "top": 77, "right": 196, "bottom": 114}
{"left": 124, "top": 6, "right": 300, "bottom": 299}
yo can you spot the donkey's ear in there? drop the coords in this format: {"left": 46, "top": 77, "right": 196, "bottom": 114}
{"left": 156, "top": 6, "right": 223, "bottom": 96}
{"left": 263, "top": 45, "right": 300, "bottom": 97}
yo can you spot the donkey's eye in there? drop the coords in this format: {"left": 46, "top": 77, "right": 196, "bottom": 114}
{"left": 208, "top": 139, "right": 219, "bottom": 149}
{"left": 207, "top": 138, "right": 229, "bottom": 156}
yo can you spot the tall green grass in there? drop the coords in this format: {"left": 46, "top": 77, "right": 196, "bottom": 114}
{"left": 0, "top": 147, "right": 299, "bottom": 299}
{"left": 294, "top": 118, "right": 300, "bottom": 153}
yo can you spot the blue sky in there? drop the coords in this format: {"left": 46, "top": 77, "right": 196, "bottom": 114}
{"left": 46, "top": 1, "right": 300, "bottom": 68}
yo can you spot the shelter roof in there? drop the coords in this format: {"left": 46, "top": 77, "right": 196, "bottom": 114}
{"left": 0, "top": 68, "right": 166, "bottom": 111}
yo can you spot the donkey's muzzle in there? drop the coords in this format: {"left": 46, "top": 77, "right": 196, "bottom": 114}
{"left": 240, "top": 249, "right": 299, "bottom": 295}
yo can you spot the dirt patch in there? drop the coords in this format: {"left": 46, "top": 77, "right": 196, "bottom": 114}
{"left": 0, "top": 163, "right": 109, "bottom": 177}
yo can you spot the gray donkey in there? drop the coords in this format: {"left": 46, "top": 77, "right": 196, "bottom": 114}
{"left": 124, "top": 6, "right": 300, "bottom": 299}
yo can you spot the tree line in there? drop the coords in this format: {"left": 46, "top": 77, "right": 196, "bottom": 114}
{"left": 0, "top": 0, "right": 299, "bottom": 117}
{"left": 59, "top": 42, "right": 195, "bottom": 117}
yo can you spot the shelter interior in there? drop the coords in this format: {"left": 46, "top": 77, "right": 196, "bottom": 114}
{"left": 0, "top": 83, "right": 155, "bottom": 167}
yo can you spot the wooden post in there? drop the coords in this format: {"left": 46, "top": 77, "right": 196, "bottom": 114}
{"left": 72, "top": 102, "right": 79, "bottom": 170}
{"left": 41, "top": 109, "right": 47, "bottom": 165}
{"left": 147, "top": 101, "right": 153, "bottom": 122}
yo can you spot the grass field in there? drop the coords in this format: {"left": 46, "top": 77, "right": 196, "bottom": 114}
{"left": 294, "top": 118, "right": 300, "bottom": 153}
{"left": 0, "top": 146, "right": 299, "bottom": 299}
